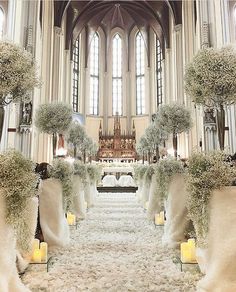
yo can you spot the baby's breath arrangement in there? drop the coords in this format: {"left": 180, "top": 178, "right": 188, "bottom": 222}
{"left": 144, "top": 165, "right": 155, "bottom": 183}
{"left": 0, "top": 41, "right": 40, "bottom": 102}
{"left": 155, "top": 159, "right": 185, "bottom": 206}
{"left": 73, "top": 160, "right": 88, "bottom": 183}
{"left": 187, "top": 151, "right": 236, "bottom": 247}
{"left": 86, "top": 165, "right": 101, "bottom": 183}
{"left": 134, "top": 165, "right": 149, "bottom": 182}
{"left": 49, "top": 158, "right": 73, "bottom": 212}
{"left": 0, "top": 150, "right": 38, "bottom": 252}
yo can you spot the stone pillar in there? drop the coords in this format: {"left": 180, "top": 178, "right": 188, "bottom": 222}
{"left": 103, "top": 71, "right": 109, "bottom": 132}
{"left": 51, "top": 26, "right": 62, "bottom": 102}
{"left": 126, "top": 71, "right": 131, "bottom": 133}
{"left": 173, "top": 24, "right": 184, "bottom": 103}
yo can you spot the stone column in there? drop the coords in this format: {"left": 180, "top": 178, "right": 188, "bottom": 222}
{"left": 173, "top": 24, "right": 184, "bottom": 103}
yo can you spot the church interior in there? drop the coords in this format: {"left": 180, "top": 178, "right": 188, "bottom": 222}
{"left": 1, "top": 0, "right": 236, "bottom": 291}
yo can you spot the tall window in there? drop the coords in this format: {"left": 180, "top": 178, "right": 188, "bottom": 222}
{"left": 72, "top": 38, "right": 80, "bottom": 112}
{"left": 234, "top": 6, "right": 236, "bottom": 39}
{"left": 0, "top": 7, "right": 4, "bottom": 39}
{"left": 136, "top": 32, "right": 145, "bottom": 115}
{"left": 156, "top": 38, "right": 163, "bottom": 106}
{"left": 89, "top": 33, "right": 99, "bottom": 115}
{"left": 112, "top": 34, "right": 122, "bottom": 115}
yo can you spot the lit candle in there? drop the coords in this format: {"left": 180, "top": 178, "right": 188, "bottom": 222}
{"left": 40, "top": 242, "right": 48, "bottom": 263}
{"left": 188, "top": 238, "right": 196, "bottom": 262}
{"left": 181, "top": 242, "right": 192, "bottom": 263}
{"left": 33, "top": 238, "right": 40, "bottom": 251}
{"left": 67, "top": 213, "right": 76, "bottom": 225}
{"left": 84, "top": 201, "right": 88, "bottom": 210}
{"left": 160, "top": 211, "right": 165, "bottom": 223}
{"left": 155, "top": 212, "right": 164, "bottom": 225}
{"left": 32, "top": 248, "right": 41, "bottom": 263}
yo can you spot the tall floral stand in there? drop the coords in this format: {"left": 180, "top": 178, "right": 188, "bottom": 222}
{"left": 0, "top": 190, "right": 30, "bottom": 292}
{"left": 136, "top": 179, "right": 144, "bottom": 203}
{"left": 72, "top": 175, "right": 87, "bottom": 219}
{"left": 39, "top": 178, "right": 70, "bottom": 248}
{"left": 84, "top": 175, "right": 95, "bottom": 208}
{"left": 147, "top": 176, "right": 161, "bottom": 220}
{"left": 197, "top": 187, "right": 236, "bottom": 292}
{"left": 162, "top": 174, "right": 190, "bottom": 248}
{"left": 89, "top": 180, "right": 97, "bottom": 207}
{"left": 16, "top": 196, "right": 39, "bottom": 273}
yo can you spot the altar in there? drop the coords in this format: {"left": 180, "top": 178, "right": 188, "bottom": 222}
{"left": 97, "top": 114, "right": 136, "bottom": 162}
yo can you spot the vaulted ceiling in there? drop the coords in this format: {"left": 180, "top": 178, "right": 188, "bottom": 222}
{"left": 53, "top": 0, "right": 182, "bottom": 51}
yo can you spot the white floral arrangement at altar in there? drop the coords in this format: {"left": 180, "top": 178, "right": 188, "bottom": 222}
{"left": 187, "top": 151, "right": 236, "bottom": 247}
{"left": 86, "top": 165, "right": 101, "bottom": 183}
{"left": 0, "top": 149, "right": 38, "bottom": 252}
{"left": 49, "top": 158, "right": 74, "bottom": 212}
{"left": 155, "top": 159, "right": 185, "bottom": 206}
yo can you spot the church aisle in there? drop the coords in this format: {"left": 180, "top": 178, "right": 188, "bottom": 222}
{"left": 22, "top": 193, "right": 200, "bottom": 291}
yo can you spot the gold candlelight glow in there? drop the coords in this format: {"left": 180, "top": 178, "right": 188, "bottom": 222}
{"left": 32, "top": 248, "right": 41, "bottom": 263}
{"left": 181, "top": 239, "right": 196, "bottom": 263}
{"left": 67, "top": 213, "right": 76, "bottom": 225}
{"left": 154, "top": 211, "right": 165, "bottom": 225}
{"left": 31, "top": 239, "right": 48, "bottom": 263}
{"left": 40, "top": 242, "right": 48, "bottom": 263}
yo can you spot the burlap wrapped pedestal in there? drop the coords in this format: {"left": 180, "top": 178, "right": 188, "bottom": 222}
{"left": 72, "top": 175, "right": 87, "bottom": 219}
{"left": 39, "top": 178, "right": 70, "bottom": 248}
{"left": 16, "top": 197, "right": 38, "bottom": 273}
{"left": 162, "top": 174, "right": 190, "bottom": 248}
{"left": 147, "top": 175, "right": 161, "bottom": 220}
{"left": 0, "top": 190, "right": 30, "bottom": 292}
{"left": 198, "top": 187, "right": 236, "bottom": 292}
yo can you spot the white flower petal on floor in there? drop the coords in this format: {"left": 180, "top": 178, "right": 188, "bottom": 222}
{"left": 22, "top": 193, "right": 200, "bottom": 291}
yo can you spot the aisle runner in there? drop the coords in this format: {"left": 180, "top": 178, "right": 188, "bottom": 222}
{"left": 22, "top": 193, "right": 200, "bottom": 291}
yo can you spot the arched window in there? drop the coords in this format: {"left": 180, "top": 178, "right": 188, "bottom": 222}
{"left": 234, "top": 6, "right": 236, "bottom": 39}
{"left": 0, "top": 7, "right": 4, "bottom": 39}
{"left": 89, "top": 33, "right": 99, "bottom": 115}
{"left": 112, "top": 34, "right": 122, "bottom": 115}
{"left": 72, "top": 38, "right": 80, "bottom": 112}
{"left": 136, "top": 32, "right": 145, "bottom": 115}
{"left": 156, "top": 37, "right": 163, "bottom": 106}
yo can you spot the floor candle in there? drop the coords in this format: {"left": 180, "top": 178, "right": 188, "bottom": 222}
{"left": 32, "top": 248, "right": 41, "bottom": 263}
{"left": 40, "top": 242, "right": 48, "bottom": 263}
{"left": 188, "top": 238, "right": 196, "bottom": 262}
{"left": 181, "top": 242, "right": 192, "bottom": 263}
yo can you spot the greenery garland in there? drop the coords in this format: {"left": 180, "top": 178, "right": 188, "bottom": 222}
{"left": 49, "top": 159, "right": 73, "bottom": 212}
{"left": 187, "top": 151, "right": 236, "bottom": 247}
{"left": 155, "top": 159, "right": 185, "bottom": 206}
{"left": 86, "top": 165, "right": 101, "bottom": 183}
{"left": 0, "top": 150, "right": 38, "bottom": 252}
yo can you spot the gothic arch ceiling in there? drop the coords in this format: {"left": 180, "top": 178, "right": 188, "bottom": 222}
{"left": 53, "top": 0, "right": 182, "bottom": 58}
